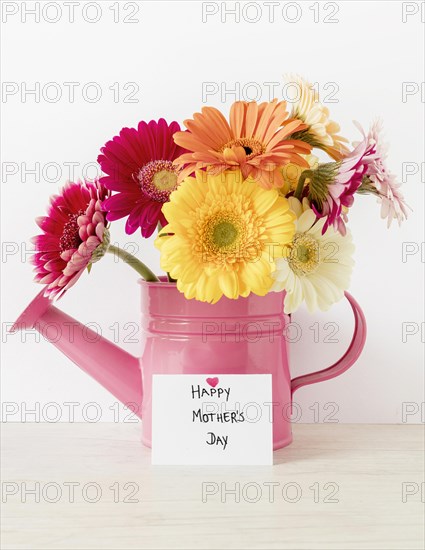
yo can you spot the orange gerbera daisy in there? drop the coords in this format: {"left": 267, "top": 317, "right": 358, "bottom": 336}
{"left": 173, "top": 99, "right": 312, "bottom": 189}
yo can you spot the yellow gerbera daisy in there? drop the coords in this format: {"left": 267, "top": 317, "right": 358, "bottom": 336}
{"left": 155, "top": 170, "right": 295, "bottom": 303}
{"left": 286, "top": 74, "right": 349, "bottom": 161}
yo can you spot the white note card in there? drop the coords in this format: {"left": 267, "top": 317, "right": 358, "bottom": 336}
{"left": 151, "top": 374, "right": 273, "bottom": 465}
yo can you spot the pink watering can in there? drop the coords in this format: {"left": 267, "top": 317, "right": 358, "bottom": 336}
{"left": 12, "top": 281, "right": 366, "bottom": 450}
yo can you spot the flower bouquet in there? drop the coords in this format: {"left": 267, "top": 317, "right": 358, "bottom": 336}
{"left": 16, "top": 76, "right": 408, "bottom": 450}
{"left": 32, "top": 76, "right": 408, "bottom": 312}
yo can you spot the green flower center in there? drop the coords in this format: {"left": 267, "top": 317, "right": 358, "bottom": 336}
{"left": 288, "top": 233, "right": 320, "bottom": 276}
{"left": 213, "top": 221, "right": 239, "bottom": 248}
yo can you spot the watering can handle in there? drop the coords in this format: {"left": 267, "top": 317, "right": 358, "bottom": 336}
{"left": 290, "top": 292, "right": 367, "bottom": 396}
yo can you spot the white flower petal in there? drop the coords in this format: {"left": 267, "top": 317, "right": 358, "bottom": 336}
{"left": 300, "top": 277, "right": 319, "bottom": 313}
{"left": 297, "top": 209, "right": 316, "bottom": 233}
{"left": 284, "top": 275, "right": 303, "bottom": 314}
{"left": 308, "top": 217, "right": 327, "bottom": 237}
{"left": 288, "top": 197, "right": 303, "bottom": 219}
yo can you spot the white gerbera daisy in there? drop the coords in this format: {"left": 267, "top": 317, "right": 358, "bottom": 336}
{"left": 272, "top": 197, "right": 355, "bottom": 314}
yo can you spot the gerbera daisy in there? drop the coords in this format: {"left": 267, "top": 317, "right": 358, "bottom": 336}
{"left": 98, "top": 118, "right": 187, "bottom": 238}
{"left": 355, "top": 121, "right": 409, "bottom": 227}
{"left": 304, "top": 121, "right": 409, "bottom": 234}
{"left": 32, "top": 180, "right": 110, "bottom": 299}
{"left": 154, "top": 170, "right": 296, "bottom": 303}
{"left": 306, "top": 143, "right": 368, "bottom": 235}
{"left": 172, "top": 100, "right": 312, "bottom": 189}
{"left": 286, "top": 74, "right": 349, "bottom": 160}
{"left": 272, "top": 197, "right": 355, "bottom": 314}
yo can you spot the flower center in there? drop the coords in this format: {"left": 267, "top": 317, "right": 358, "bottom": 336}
{"left": 205, "top": 214, "right": 242, "bottom": 254}
{"left": 288, "top": 233, "right": 320, "bottom": 276}
{"left": 197, "top": 209, "right": 260, "bottom": 266}
{"left": 212, "top": 221, "right": 239, "bottom": 248}
{"left": 137, "top": 160, "right": 179, "bottom": 202}
{"left": 59, "top": 211, "right": 84, "bottom": 252}
{"left": 220, "top": 138, "right": 266, "bottom": 159}
{"left": 153, "top": 169, "right": 178, "bottom": 191}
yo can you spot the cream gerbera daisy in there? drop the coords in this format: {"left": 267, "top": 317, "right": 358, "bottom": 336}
{"left": 272, "top": 197, "right": 354, "bottom": 313}
{"left": 286, "top": 75, "right": 349, "bottom": 161}
{"left": 155, "top": 170, "right": 295, "bottom": 303}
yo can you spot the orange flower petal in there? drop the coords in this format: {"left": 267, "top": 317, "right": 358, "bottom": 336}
{"left": 255, "top": 100, "right": 281, "bottom": 141}
{"left": 173, "top": 131, "right": 212, "bottom": 153}
{"left": 245, "top": 101, "right": 259, "bottom": 137}
{"left": 229, "top": 101, "right": 246, "bottom": 138}
{"left": 201, "top": 106, "right": 233, "bottom": 144}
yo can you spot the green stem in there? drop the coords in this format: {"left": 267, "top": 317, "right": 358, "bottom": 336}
{"left": 356, "top": 175, "right": 380, "bottom": 196}
{"left": 107, "top": 245, "right": 159, "bottom": 282}
{"left": 157, "top": 222, "right": 176, "bottom": 283}
{"left": 294, "top": 170, "right": 311, "bottom": 201}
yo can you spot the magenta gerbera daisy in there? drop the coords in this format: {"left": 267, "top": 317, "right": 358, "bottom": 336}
{"left": 98, "top": 119, "right": 187, "bottom": 238}
{"left": 32, "top": 180, "right": 110, "bottom": 299}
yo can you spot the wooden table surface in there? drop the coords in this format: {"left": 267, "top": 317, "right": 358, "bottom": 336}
{"left": 1, "top": 423, "right": 424, "bottom": 550}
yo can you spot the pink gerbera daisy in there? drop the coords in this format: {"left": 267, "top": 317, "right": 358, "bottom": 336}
{"left": 98, "top": 119, "right": 187, "bottom": 238}
{"left": 310, "top": 140, "right": 369, "bottom": 235}
{"left": 355, "top": 121, "right": 409, "bottom": 227}
{"left": 32, "top": 180, "right": 110, "bottom": 299}
{"left": 172, "top": 99, "right": 312, "bottom": 189}
{"left": 307, "top": 121, "right": 409, "bottom": 234}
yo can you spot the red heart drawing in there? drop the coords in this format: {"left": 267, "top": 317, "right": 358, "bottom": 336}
{"left": 206, "top": 377, "right": 219, "bottom": 388}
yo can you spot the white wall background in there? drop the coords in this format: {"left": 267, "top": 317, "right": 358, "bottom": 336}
{"left": 1, "top": 0, "right": 423, "bottom": 423}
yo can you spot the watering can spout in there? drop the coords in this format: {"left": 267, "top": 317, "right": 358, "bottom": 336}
{"left": 11, "top": 290, "right": 143, "bottom": 418}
